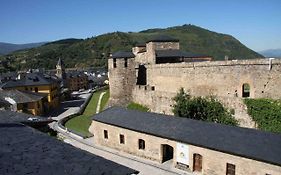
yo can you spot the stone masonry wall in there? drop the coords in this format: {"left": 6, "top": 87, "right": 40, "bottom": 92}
{"left": 146, "top": 42, "right": 180, "bottom": 64}
{"left": 89, "top": 121, "right": 281, "bottom": 175}
{"left": 132, "top": 59, "right": 281, "bottom": 127}
{"left": 108, "top": 58, "right": 136, "bottom": 106}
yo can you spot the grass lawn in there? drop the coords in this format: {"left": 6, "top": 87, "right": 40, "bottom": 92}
{"left": 65, "top": 89, "right": 109, "bottom": 137}
{"left": 127, "top": 102, "right": 149, "bottom": 112}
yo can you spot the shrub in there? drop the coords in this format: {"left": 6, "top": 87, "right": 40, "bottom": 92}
{"left": 244, "top": 98, "right": 281, "bottom": 133}
{"left": 173, "top": 88, "right": 238, "bottom": 126}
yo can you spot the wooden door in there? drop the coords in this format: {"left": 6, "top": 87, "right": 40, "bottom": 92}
{"left": 193, "top": 154, "right": 202, "bottom": 172}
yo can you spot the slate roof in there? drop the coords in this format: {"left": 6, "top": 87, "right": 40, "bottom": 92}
{"left": 146, "top": 35, "right": 179, "bottom": 43}
{"left": 66, "top": 71, "right": 87, "bottom": 78}
{"left": 111, "top": 51, "right": 135, "bottom": 59}
{"left": 0, "top": 110, "right": 137, "bottom": 175}
{"left": 0, "top": 73, "right": 57, "bottom": 89}
{"left": 0, "top": 110, "right": 51, "bottom": 124}
{"left": 92, "top": 107, "right": 281, "bottom": 166}
{"left": 0, "top": 90, "right": 47, "bottom": 103}
{"left": 155, "top": 49, "right": 210, "bottom": 58}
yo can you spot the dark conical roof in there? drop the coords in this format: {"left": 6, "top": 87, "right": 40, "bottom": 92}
{"left": 146, "top": 35, "right": 179, "bottom": 43}
{"left": 57, "top": 58, "right": 64, "bottom": 66}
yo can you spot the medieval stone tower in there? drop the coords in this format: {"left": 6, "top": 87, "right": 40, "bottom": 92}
{"left": 56, "top": 58, "right": 66, "bottom": 79}
{"left": 108, "top": 51, "right": 136, "bottom": 106}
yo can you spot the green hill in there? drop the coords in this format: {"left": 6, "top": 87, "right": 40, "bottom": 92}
{"left": 0, "top": 24, "right": 263, "bottom": 71}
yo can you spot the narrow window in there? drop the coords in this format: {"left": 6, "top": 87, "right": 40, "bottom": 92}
{"left": 151, "top": 86, "right": 155, "bottom": 91}
{"left": 138, "top": 139, "right": 145, "bottom": 150}
{"left": 226, "top": 163, "right": 235, "bottom": 175}
{"left": 242, "top": 83, "right": 250, "bottom": 97}
{"left": 124, "top": 58, "right": 128, "bottom": 67}
{"left": 113, "top": 58, "right": 117, "bottom": 68}
{"left": 25, "top": 87, "right": 28, "bottom": 91}
{"left": 104, "top": 130, "right": 108, "bottom": 139}
{"left": 35, "top": 87, "right": 38, "bottom": 92}
{"left": 119, "top": 134, "right": 125, "bottom": 144}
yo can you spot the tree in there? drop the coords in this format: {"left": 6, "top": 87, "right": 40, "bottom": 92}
{"left": 173, "top": 88, "right": 238, "bottom": 126}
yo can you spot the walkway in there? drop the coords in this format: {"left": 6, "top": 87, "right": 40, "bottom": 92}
{"left": 57, "top": 129, "right": 192, "bottom": 175}
{"left": 96, "top": 91, "right": 106, "bottom": 114}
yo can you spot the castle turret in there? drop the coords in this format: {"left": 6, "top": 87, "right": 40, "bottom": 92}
{"left": 56, "top": 58, "right": 66, "bottom": 79}
{"left": 146, "top": 35, "right": 179, "bottom": 64}
{"left": 108, "top": 51, "right": 136, "bottom": 106}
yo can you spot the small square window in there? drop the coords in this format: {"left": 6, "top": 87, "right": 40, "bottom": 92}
{"left": 119, "top": 134, "right": 125, "bottom": 144}
{"left": 104, "top": 130, "right": 108, "bottom": 139}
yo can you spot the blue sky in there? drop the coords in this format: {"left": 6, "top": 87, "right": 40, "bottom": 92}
{"left": 0, "top": 0, "right": 280, "bottom": 51}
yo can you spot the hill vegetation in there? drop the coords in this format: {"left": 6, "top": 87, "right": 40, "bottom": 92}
{"left": 0, "top": 24, "right": 263, "bottom": 72}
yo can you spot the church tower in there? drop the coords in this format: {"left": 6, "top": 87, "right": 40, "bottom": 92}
{"left": 56, "top": 58, "right": 66, "bottom": 79}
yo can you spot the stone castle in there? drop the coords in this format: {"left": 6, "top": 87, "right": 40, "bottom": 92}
{"left": 108, "top": 35, "right": 281, "bottom": 128}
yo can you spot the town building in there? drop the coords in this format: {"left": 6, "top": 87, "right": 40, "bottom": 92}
{"left": 55, "top": 58, "right": 89, "bottom": 91}
{"left": 108, "top": 35, "right": 281, "bottom": 127}
{"left": 89, "top": 107, "right": 281, "bottom": 175}
{"left": 0, "top": 72, "right": 60, "bottom": 110}
{"left": 0, "top": 110, "right": 138, "bottom": 175}
{"left": 0, "top": 89, "right": 47, "bottom": 115}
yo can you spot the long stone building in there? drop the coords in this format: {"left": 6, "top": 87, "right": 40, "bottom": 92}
{"left": 108, "top": 35, "right": 281, "bottom": 127}
{"left": 89, "top": 107, "right": 281, "bottom": 175}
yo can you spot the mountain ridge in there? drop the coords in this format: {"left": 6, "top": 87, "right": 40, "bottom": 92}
{"left": 259, "top": 48, "right": 281, "bottom": 58}
{"left": 0, "top": 42, "right": 47, "bottom": 55}
{"left": 0, "top": 24, "right": 263, "bottom": 72}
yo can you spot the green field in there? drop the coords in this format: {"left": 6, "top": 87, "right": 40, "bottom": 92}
{"left": 65, "top": 89, "right": 109, "bottom": 137}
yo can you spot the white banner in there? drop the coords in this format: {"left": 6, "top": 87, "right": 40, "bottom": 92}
{"left": 176, "top": 143, "right": 189, "bottom": 165}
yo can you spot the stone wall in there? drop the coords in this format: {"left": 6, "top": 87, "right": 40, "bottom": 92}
{"left": 131, "top": 59, "right": 281, "bottom": 127}
{"left": 146, "top": 59, "right": 281, "bottom": 99}
{"left": 89, "top": 121, "right": 281, "bottom": 175}
{"left": 146, "top": 42, "right": 180, "bottom": 64}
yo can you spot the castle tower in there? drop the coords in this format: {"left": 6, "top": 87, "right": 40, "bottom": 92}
{"left": 108, "top": 51, "right": 136, "bottom": 106}
{"left": 56, "top": 58, "right": 66, "bottom": 79}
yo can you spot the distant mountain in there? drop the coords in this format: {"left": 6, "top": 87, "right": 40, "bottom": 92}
{"left": 0, "top": 24, "right": 263, "bottom": 71}
{"left": 259, "top": 48, "right": 281, "bottom": 58}
{"left": 0, "top": 42, "right": 47, "bottom": 55}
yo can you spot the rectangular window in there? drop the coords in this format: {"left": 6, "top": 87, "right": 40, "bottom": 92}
{"left": 124, "top": 58, "right": 128, "bottom": 67}
{"left": 113, "top": 58, "right": 117, "bottom": 68}
{"left": 226, "top": 163, "right": 235, "bottom": 175}
{"left": 119, "top": 134, "right": 125, "bottom": 144}
{"left": 138, "top": 139, "right": 145, "bottom": 150}
{"left": 35, "top": 87, "right": 38, "bottom": 92}
{"left": 104, "top": 130, "right": 108, "bottom": 139}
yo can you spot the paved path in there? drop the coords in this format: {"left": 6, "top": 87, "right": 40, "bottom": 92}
{"left": 59, "top": 131, "right": 191, "bottom": 175}
{"left": 50, "top": 89, "right": 193, "bottom": 175}
{"left": 96, "top": 92, "right": 106, "bottom": 114}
